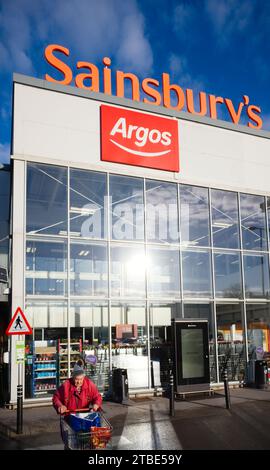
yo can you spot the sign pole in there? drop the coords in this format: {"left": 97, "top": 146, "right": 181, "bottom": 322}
{"left": 6, "top": 307, "right": 32, "bottom": 435}
{"left": 17, "top": 335, "right": 23, "bottom": 434}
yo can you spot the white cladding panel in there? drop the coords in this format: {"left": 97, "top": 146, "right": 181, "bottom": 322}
{"left": 13, "top": 83, "right": 270, "bottom": 195}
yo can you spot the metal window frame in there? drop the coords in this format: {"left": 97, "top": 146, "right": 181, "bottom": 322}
{"left": 16, "top": 161, "right": 270, "bottom": 403}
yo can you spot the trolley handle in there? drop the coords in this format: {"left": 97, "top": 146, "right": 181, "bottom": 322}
{"left": 62, "top": 408, "right": 89, "bottom": 415}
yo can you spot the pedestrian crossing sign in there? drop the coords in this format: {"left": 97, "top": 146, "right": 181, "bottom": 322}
{"left": 6, "top": 307, "right": 32, "bottom": 335}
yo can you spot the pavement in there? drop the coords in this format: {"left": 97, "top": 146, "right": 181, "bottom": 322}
{"left": 1, "top": 387, "right": 270, "bottom": 450}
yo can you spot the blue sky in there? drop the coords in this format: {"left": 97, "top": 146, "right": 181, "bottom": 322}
{"left": 1, "top": 0, "right": 270, "bottom": 163}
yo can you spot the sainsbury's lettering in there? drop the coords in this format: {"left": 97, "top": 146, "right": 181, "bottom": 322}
{"left": 44, "top": 44, "right": 263, "bottom": 129}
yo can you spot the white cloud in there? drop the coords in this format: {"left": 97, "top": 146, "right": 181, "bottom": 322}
{"left": 205, "top": 0, "right": 255, "bottom": 45}
{"left": 168, "top": 53, "right": 205, "bottom": 92}
{"left": 0, "top": 143, "right": 10, "bottom": 163}
{"left": 1, "top": 106, "right": 9, "bottom": 121}
{"left": 0, "top": 0, "right": 153, "bottom": 76}
{"left": 173, "top": 3, "right": 196, "bottom": 35}
{"left": 0, "top": 1, "right": 34, "bottom": 74}
{"left": 116, "top": 10, "right": 153, "bottom": 74}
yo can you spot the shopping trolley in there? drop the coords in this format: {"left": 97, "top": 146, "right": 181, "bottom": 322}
{"left": 60, "top": 409, "right": 113, "bottom": 450}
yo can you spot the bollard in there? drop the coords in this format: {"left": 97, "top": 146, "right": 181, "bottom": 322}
{"left": 222, "top": 368, "right": 231, "bottom": 410}
{"left": 17, "top": 384, "right": 23, "bottom": 434}
{"left": 169, "top": 372, "right": 175, "bottom": 417}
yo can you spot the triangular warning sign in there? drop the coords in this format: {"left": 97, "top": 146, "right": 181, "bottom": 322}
{"left": 6, "top": 307, "right": 32, "bottom": 335}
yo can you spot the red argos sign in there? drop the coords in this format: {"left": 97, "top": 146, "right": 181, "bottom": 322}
{"left": 100, "top": 105, "right": 179, "bottom": 172}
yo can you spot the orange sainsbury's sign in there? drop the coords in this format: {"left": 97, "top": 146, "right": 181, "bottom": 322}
{"left": 44, "top": 44, "right": 262, "bottom": 130}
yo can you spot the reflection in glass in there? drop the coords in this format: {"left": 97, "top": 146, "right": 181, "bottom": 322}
{"left": 246, "top": 304, "right": 270, "bottom": 358}
{"left": 111, "top": 302, "right": 148, "bottom": 389}
{"left": 26, "top": 240, "right": 67, "bottom": 295}
{"left": 240, "top": 193, "right": 267, "bottom": 250}
{"left": 268, "top": 197, "right": 270, "bottom": 245}
{"left": 243, "top": 253, "right": 270, "bottom": 298}
{"left": 0, "top": 169, "right": 10, "bottom": 275}
{"left": 109, "top": 175, "right": 144, "bottom": 241}
{"left": 146, "top": 180, "right": 179, "bottom": 243}
{"left": 70, "top": 243, "right": 108, "bottom": 296}
{"left": 180, "top": 184, "right": 210, "bottom": 247}
{"left": 70, "top": 301, "right": 109, "bottom": 392}
{"left": 150, "top": 303, "right": 181, "bottom": 388}
{"left": 182, "top": 249, "right": 212, "bottom": 298}
{"left": 147, "top": 247, "right": 180, "bottom": 298}
{"left": 216, "top": 304, "right": 245, "bottom": 382}
{"left": 183, "top": 304, "right": 216, "bottom": 382}
{"left": 70, "top": 169, "right": 107, "bottom": 239}
{"left": 0, "top": 169, "right": 10, "bottom": 230}
{"left": 214, "top": 252, "right": 242, "bottom": 298}
{"left": 211, "top": 189, "right": 240, "bottom": 249}
{"left": 110, "top": 245, "right": 146, "bottom": 297}
{"left": 27, "top": 163, "right": 67, "bottom": 235}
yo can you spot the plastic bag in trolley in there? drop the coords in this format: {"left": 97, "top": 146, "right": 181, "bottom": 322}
{"left": 67, "top": 411, "right": 101, "bottom": 432}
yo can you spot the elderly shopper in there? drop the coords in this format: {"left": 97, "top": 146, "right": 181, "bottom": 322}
{"left": 53, "top": 363, "right": 102, "bottom": 414}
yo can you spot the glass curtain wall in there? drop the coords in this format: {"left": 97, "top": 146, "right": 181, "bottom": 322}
{"left": 216, "top": 304, "right": 245, "bottom": 382}
{"left": 24, "top": 162, "right": 270, "bottom": 398}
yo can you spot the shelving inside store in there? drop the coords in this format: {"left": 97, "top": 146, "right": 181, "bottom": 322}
{"left": 33, "top": 343, "right": 58, "bottom": 396}
{"left": 58, "top": 339, "right": 82, "bottom": 384}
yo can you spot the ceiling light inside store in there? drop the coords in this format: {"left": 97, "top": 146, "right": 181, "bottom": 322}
{"left": 212, "top": 222, "right": 233, "bottom": 229}
{"left": 26, "top": 247, "right": 36, "bottom": 253}
{"left": 70, "top": 206, "right": 97, "bottom": 215}
{"left": 78, "top": 250, "right": 90, "bottom": 256}
{"left": 182, "top": 241, "right": 198, "bottom": 246}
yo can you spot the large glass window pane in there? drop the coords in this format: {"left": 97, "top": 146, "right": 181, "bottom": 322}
{"left": 147, "top": 247, "right": 180, "bottom": 298}
{"left": 246, "top": 304, "right": 270, "bottom": 359}
{"left": 0, "top": 169, "right": 10, "bottom": 290}
{"left": 146, "top": 179, "right": 179, "bottom": 244}
{"left": 70, "top": 301, "right": 109, "bottom": 393}
{"left": 216, "top": 304, "right": 245, "bottom": 382}
{"left": 26, "top": 240, "right": 67, "bottom": 296}
{"left": 70, "top": 242, "right": 108, "bottom": 297}
{"left": 70, "top": 169, "right": 107, "bottom": 239}
{"left": 24, "top": 301, "right": 67, "bottom": 399}
{"left": 111, "top": 302, "right": 148, "bottom": 389}
{"left": 109, "top": 175, "right": 144, "bottom": 241}
{"left": 27, "top": 163, "right": 67, "bottom": 235}
{"left": 240, "top": 194, "right": 267, "bottom": 251}
{"left": 150, "top": 303, "right": 181, "bottom": 388}
{"left": 180, "top": 184, "right": 210, "bottom": 247}
{"left": 211, "top": 189, "right": 240, "bottom": 249}
{"left": 182, "top": 249, "right": 212, "bottom": 298}
{"left": 183, "top": 303, "right": 216, "bottom": 382}
{"left": 243, "top": 253, "right": 270, "bottom": 299}
{"left": 110, "top": 245, "right": 146, "bottom": 297}
{"left": 25, "top": 300, "right": 68, "bottom": 329}
{"left": 214, "top": 252, "right": 242, "bottom": 298}
{"left": 267, "top": 197, "right": 270, "bottom": 243}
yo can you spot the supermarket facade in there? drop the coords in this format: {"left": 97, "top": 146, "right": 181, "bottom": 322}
{"left": 2, "top": 72, "right": 270, "bottom": 404}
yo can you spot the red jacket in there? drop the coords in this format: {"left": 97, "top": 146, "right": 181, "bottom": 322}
{"left": 52, "top": 377, "right": 102, "bottom": 413}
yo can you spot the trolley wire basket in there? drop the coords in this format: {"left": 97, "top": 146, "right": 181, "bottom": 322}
{"left": 60, "top": 409, "right": 113, "bottom": 450}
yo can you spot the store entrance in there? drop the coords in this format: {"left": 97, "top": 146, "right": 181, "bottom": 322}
{"left": 173, "top": 319, "right": 210, "bottom": 392}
